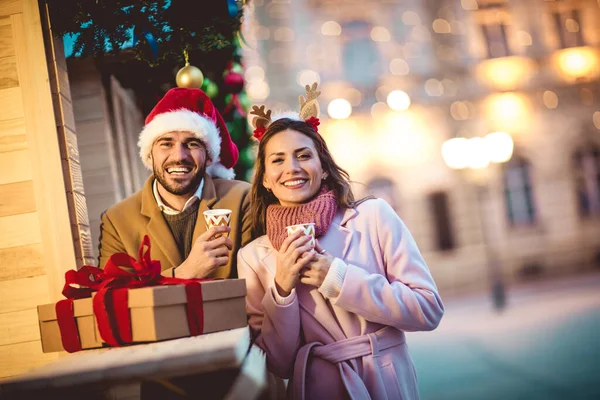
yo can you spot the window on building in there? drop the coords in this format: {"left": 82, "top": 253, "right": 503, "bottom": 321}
{"left": 475, "top": 0, "right": 511, "bottom": 58}
{"left": 428, "top": 191, "right": 455, "bottom": 251}
{"left": 574, "top": 145, "right": 600, "bottom": 216}
{"left": 367, "top": 176, "right": 399, "bottom": 213}
{"left": 504, "top": 156, "right": 536, "bottom": 225}
{"left": 547, "top": 1, "right": 585, "bottom": 49}
{"left": 341, "top": 21, "right": 380, "bottom": 87}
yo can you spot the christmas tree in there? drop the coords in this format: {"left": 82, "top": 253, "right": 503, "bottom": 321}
{"left": 46, "top": 0, "right": 255, "bottom": 181}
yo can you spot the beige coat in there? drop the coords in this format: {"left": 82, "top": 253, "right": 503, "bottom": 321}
{"left": 99, "top": 174, "right": 252, "bottom": 278}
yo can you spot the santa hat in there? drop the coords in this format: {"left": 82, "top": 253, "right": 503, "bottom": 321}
{"left": 138, "top": 87, "right": 239, "bottom": 179}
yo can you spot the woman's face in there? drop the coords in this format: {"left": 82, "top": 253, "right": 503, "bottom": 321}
{"left": 263, "top": 129, "right": 325, "bottom": 207}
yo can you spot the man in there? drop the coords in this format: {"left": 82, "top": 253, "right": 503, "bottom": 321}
{"left": 98, "top": 87, "right": 252, "bottom": 279}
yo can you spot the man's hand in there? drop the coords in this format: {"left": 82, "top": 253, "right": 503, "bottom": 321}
{"left": 174, "top": 226, "right": 232, "bottom": 279}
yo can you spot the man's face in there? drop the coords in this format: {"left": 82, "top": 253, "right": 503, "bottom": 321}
{"left": 151, "top": 131, "right": 211, "bottom": 196}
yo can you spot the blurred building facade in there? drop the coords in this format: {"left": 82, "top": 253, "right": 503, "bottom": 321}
{"left": 242, "top": 0, "right": 600, "bottom": 296}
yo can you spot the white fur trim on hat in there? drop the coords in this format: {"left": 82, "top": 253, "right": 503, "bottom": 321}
{"left": 206, "top": 162, "right": 236, "bottom": 180}
{"left": 138, "top": 109, "right": 221, "bottom": 170}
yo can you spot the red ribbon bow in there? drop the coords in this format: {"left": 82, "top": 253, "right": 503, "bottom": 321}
{"left": 305, "top": 117, "right": 320, "bottom": 132}
{"left": 56, "top": 236, "right": 206, "bottom": 353}
{"left": 253, "top": 126, "right": 266, "bottom": 141}
{"left": 253, "top": 117, "right": 320, "bottom": 142}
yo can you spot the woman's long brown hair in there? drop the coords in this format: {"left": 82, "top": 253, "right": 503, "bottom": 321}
{"left": 249, "top": 118, "right": 360, "bottom": 238}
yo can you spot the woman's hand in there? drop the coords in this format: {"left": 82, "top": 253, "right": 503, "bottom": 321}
{"left": 300, "top": 241, "right": 334, "bottom": 288}
{"left": 274, "top": 231, "right": 316, "bottom": 297}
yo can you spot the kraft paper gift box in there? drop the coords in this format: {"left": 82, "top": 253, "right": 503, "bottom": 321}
{"left": 126, "top": 279, "right": 248, "bottom": 342}
{"left": 37, "top": 279, "right": 247, "bottom": 353}
{"left": 37, "top": 297, "right": 103, "bottom": 353}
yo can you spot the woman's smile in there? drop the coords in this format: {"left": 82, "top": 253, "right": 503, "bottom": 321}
{"left": 282, "top": 179, "right": 308, "bottom": 189}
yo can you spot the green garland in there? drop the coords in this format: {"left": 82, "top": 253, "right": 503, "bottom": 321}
{"left": 45, "top": 0, "right": 242, "bottom": 66}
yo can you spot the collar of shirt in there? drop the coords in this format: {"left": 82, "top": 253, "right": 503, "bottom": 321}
{"left": 153, "top": 178, "right": 204, "bottom": 216}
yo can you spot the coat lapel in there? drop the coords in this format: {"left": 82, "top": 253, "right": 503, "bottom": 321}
{"left": 319, "top": 207, "right": 358, "bottom": 262}
{"left": 141, "top": 177, "right": 182, "bottom": 268}
{"left": 297, "top": 207, "right": 360, "bottom": 341}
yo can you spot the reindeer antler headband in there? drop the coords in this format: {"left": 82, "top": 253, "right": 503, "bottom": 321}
{"left": 250, "top": 82, "right": 322, "bottom": 141}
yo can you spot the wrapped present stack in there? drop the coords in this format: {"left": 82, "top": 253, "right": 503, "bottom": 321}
{"left": 37, "top": 236, "right": 247, "bottom": 353}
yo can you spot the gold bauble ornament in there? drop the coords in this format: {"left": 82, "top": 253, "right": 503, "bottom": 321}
{"left": 176, "top": 62, "right": 204, "bottom": 88}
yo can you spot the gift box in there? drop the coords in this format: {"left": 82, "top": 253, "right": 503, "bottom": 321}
{"left": 37, "top": 235, "right": 248, "bottom": 353}
{"left": 127, "top": 279, "right": 247, "bottom": 342}
{"left": 37, "top": 297, "right": 103, "bottom": 353}
{"left": 37, "top": 279, "right": 247, "bottom": 353}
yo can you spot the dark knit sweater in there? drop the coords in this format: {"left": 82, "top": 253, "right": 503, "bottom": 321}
{"left": 163, "top": 202, "right": 200, "bottom": 260}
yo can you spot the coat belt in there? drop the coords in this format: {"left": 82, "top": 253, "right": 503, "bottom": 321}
{"left": 292, "top": 326, "right": 406, "bottom": 400}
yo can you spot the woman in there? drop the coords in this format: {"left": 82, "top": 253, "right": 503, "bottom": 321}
{"left": 238, "top": 84, "right": 444, "bottom": 399}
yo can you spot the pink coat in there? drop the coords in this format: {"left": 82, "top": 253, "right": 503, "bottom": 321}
{"left": 238, "top": 198, "right": 444, "bottom": 399}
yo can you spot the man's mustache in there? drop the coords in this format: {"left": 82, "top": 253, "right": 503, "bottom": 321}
{"left": 164, "top": 162, "right": 195, "bottom": 169}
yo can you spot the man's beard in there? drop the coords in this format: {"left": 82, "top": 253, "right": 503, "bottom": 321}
{"left": 154, "top": 162, "right": 205, "bottom": 196}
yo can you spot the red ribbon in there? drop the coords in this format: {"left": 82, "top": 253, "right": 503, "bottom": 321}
{"left": 305, "top": 116, "right": 320, "bottom": 132}
{"left": 223, "top": 93, "right": 246, "bottom": 118}
{"left": 55, "top": 235, "right": 209, "bottom": 352}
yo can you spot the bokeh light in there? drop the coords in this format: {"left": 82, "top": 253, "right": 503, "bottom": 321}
{"left": 387, "top": 90, "right": 411, "bottom": 111}
{"left": 476, "top": 56, "right": 537, "bottom": 91}
{"left": 543, "top": 91, "right": 558, "bottom": 109}
{"left": 321, "top": 21, "right": 342, "bottom": 36}
{"left": 327, "top": 98, "right": 352, "bottom": 119}
{"left": 390, "top": 58, "right": 410, "bottom": 75}
{"left": 442, "top": 138, "right": 470, "bottom": 169}
{"left": 244, "top": 66, "right": 265, "bottom": 83}
{"left": 371, "top": 26, "right": 391, "bottom": 42}
{"left": 484, "top": 132, "right": 514, "bottom": 163}
{"left": 296, "top": 69, "right": 321, "bottom": 87}
{"left": 246, "top": 80, "right": 270, "bottom": 100}
{"left": 554, "top": 46, "right": 600, "bottom": 81}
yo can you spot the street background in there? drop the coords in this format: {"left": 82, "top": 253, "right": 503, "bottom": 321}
{"left": 408, "top": 272, "right": 600, "bottom": 400}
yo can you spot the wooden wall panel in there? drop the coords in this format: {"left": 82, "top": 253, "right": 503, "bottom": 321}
{"left": 0, "top": 309, "right": 40, "bottom": 346}
{"left": 0, "top": 55, "right": 17, "bottom": 88}
{"left": 73, "top": 94, "right": 105, "bottom": 122}
{"left": 75, "top": 119, "right": 109, "bottom": 146}
{"left": 81, "top": 166, "right": 117, "bottom": 196}
{"left": 0, "top": 0, "right": 22, "bottom": 18}
{"left": 51, "top": 92, "right": 75, "bottom": 132}
{"left": 0, "top": 341, "right": 58, "bottom": 378}
{"left": 0, "top": 180, "right": 35, "bottom": 216}
{"left": 0, "top": 149, "right": 31, "bottom": 184}
{"left": 0, "top": 118, "right": 25, "bottom": 146}
{"left": 0, "top": 22, "right": 15, "bottom": 57}
{"left": 62, "top": 156, "right": 85, "bottom": 194}
{"left": 0, "top": 275, "right": 49, "bottom": 314}
{"left": 80, "top": 142, "right": 113, "bottom": 172}
{"left": 0, "top": 87, "right": 23, "bottom": 119}
{"left": 0, "top": 212, "right": 41, "bottom": 248}
{"left": 0, "top": 133, "right": 26, "bottom": 152}
{"left": 39, "top": 4, "right": 93, "bottom": 264}
{"left": 0, "top": 118, "right": 27, "bottom": 136}
{"left": 68, "top": 191, "right": 90, "bottom": 228}
{"left": 0, "top": 0, "right": 79, "bottom": 379}
{"left": 0, "top": 243, "right": 44, "bottom": 280}
{"left": 11, "top": 2, "right": 77, "bottom": 301}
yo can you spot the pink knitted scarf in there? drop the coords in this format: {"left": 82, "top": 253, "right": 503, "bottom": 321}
{"left": 266, "top": 186, "right": 338, "bottom": 251}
